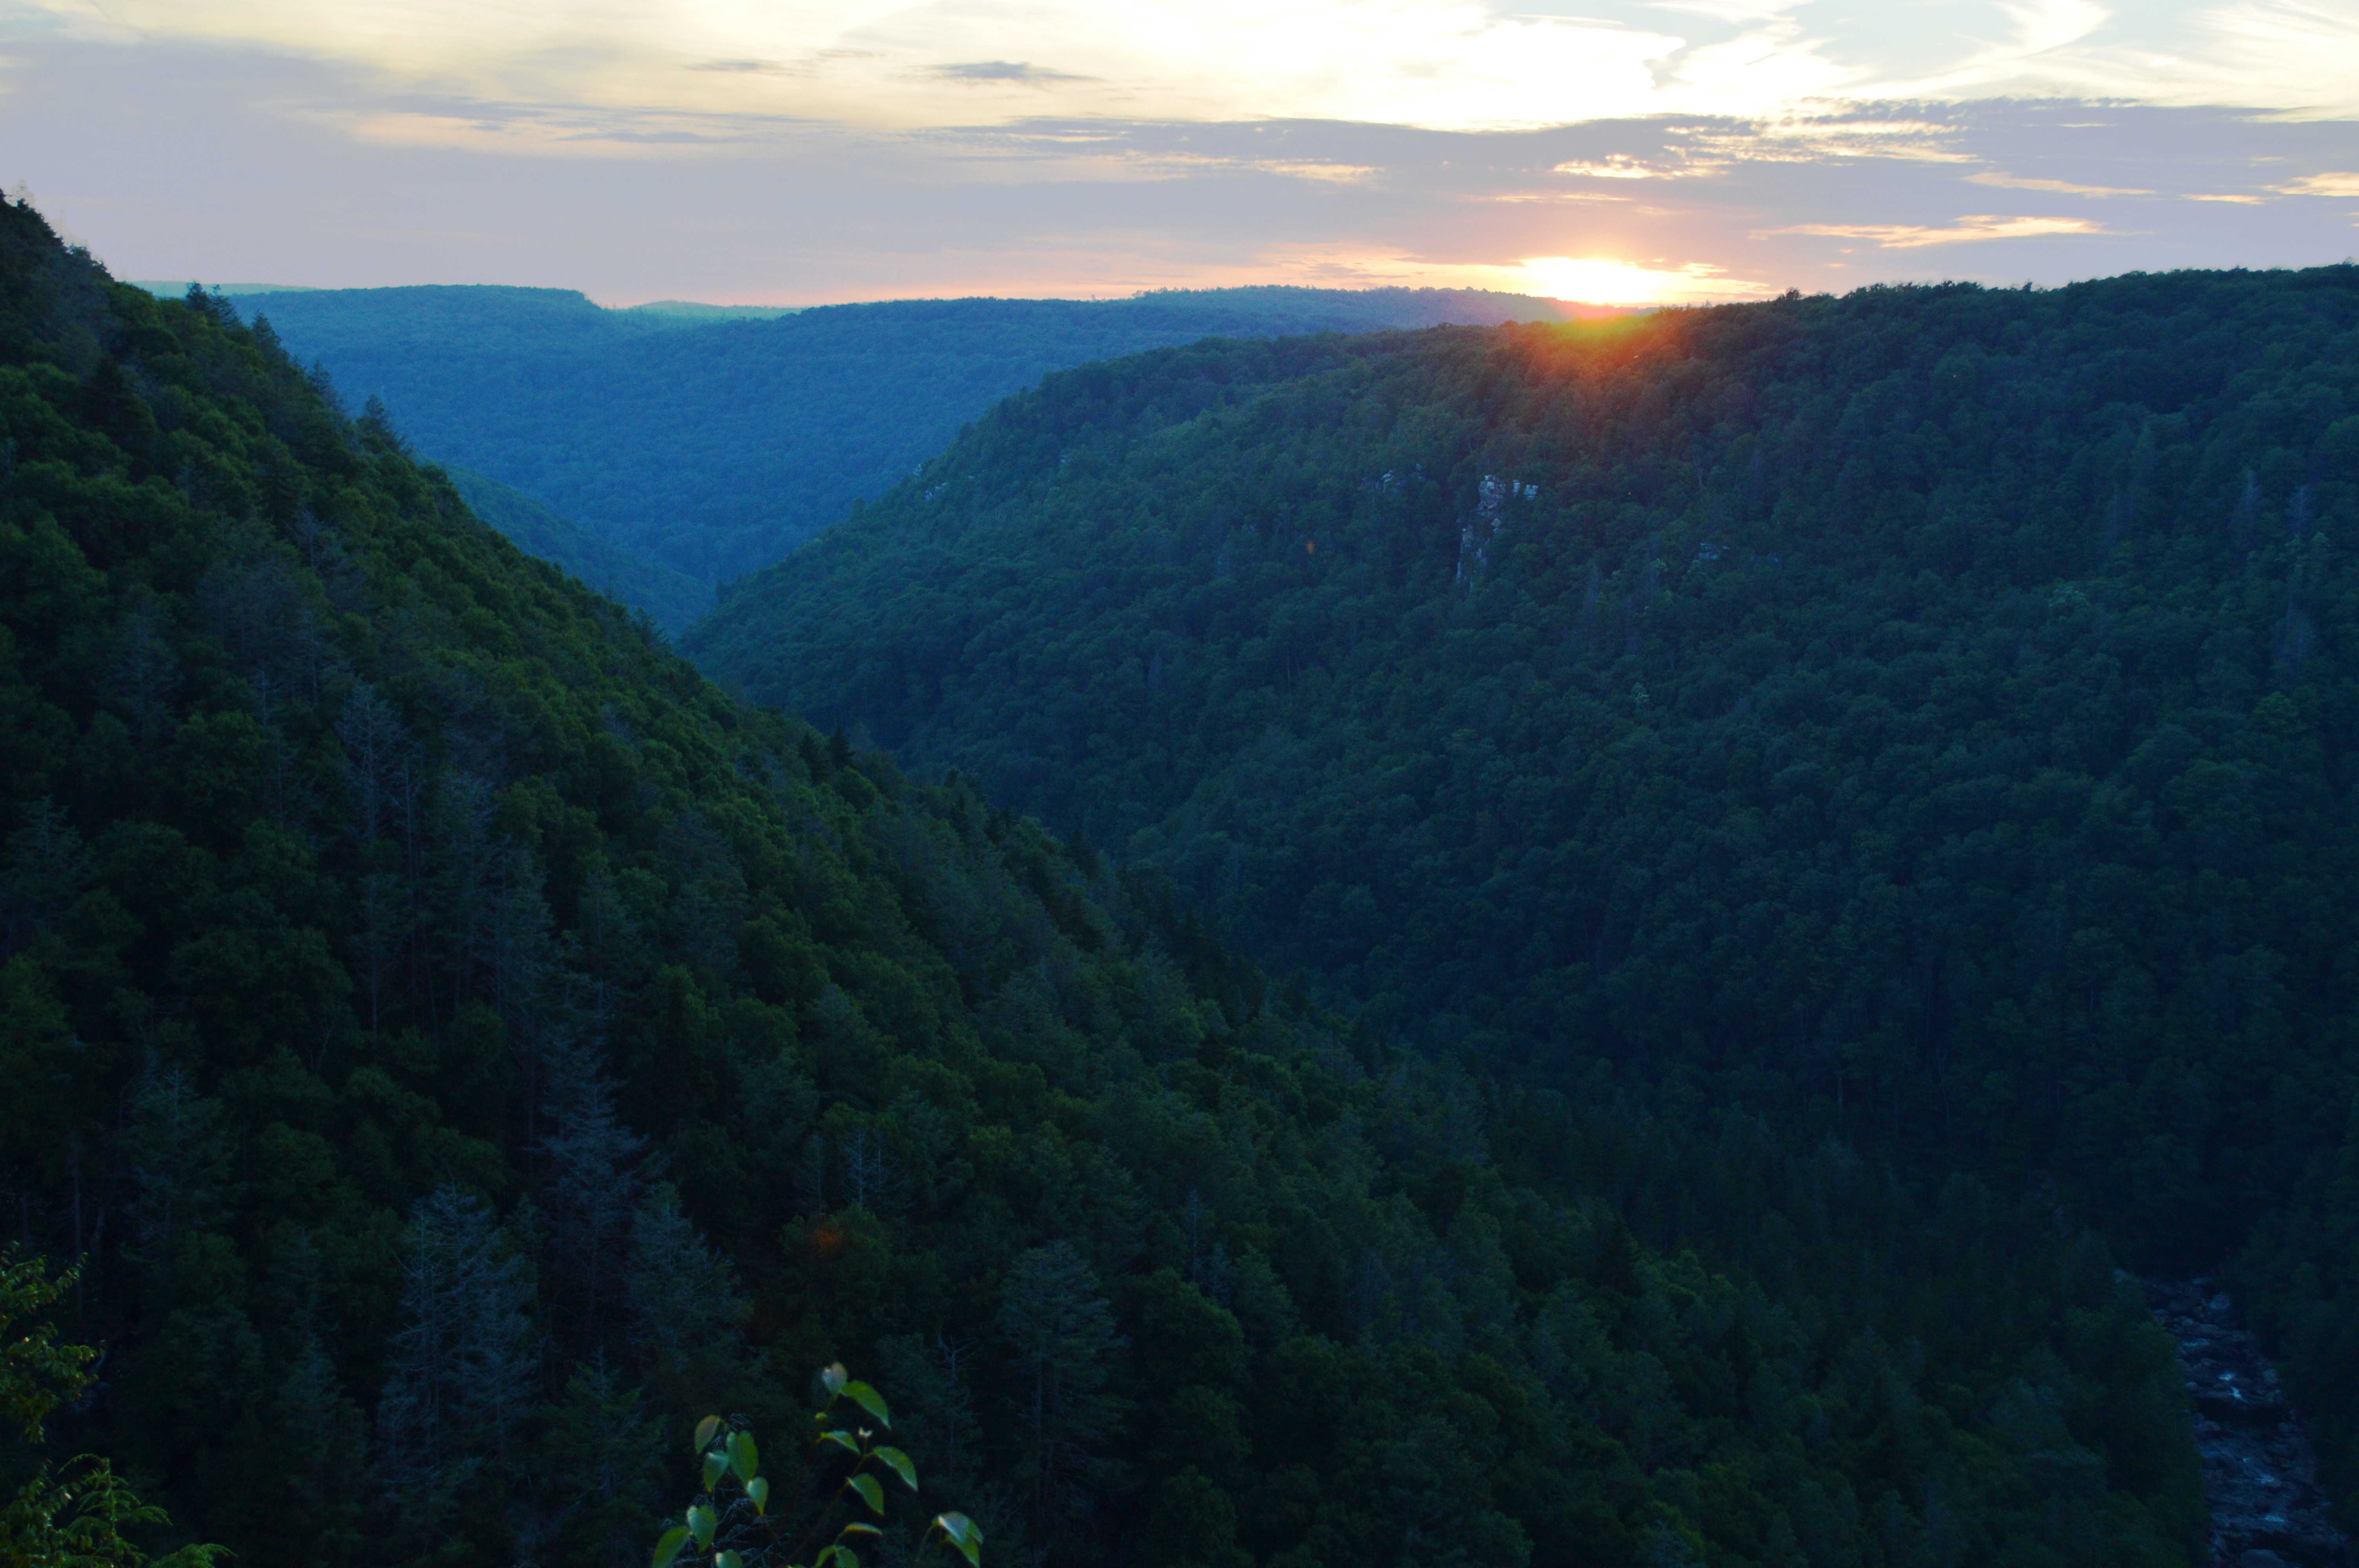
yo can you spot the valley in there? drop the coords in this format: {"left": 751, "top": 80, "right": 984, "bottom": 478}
{"left": 5, "top": 189, "right": 2357, "bottom": 1568}
{"left": 221, "top": 282, "right": 1573, "bottom": 613}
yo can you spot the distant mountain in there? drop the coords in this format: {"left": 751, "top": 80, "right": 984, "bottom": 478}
{"left": 227, "top": 283, "right": 1572, "bottom": 582}
{"left": 618, "top": 299, "right": 802, "bottom": 323}
{"left": 133, "top": 280, "right": 318, "bottom": 294}
{"left": 441, "top": 465, "right": 713, "bottom": 633}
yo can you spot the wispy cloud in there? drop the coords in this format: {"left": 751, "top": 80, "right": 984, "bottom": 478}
{"left": 929, "top": 61, "right": 1094, "bottom": 87}
{"left": 1764, "top": 214, "right": 2111, "bottom": 247}
{"left": 1553, "top": 156, "right": 1679, "bottom": 179}
{"left": 1967, "top": 171, "right": 2154, "bottom": 196}
{"left": 2273, "top": 171, "right": 2359, "bottom": 196}
{"left": 17, "top": 0, "right": 2359, "bottom": 137}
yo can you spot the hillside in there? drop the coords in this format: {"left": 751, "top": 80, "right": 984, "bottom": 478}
{"left": 1, "top": 199, "right": 2214, "bottom": 1568}
{"left": 226, "top": 283, "right": 1574, "bottom": 584}
{"left": 690, "top": 268, "right": 2359, "bottom": 1519}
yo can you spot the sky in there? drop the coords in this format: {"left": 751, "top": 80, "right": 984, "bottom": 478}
{"left": 2, "top": 0, "right": 2357, "bottom": 305}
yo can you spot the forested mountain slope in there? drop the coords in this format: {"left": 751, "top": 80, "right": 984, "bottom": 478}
{"left": 229, "top": 283, "right": 1572, "bottom": 584}
{"left": 691, "top": 268, "right": 2359, "bottom": 1521}
{"left": 0, "top": 199, "right": 2206, "bottom": 1568}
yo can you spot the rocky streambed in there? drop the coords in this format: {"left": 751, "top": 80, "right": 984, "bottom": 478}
{"left": 2143, "top": 1279, "right": 2350, "bottom": 1568}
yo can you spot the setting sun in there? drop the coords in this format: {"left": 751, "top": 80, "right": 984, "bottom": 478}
{"left": 1509, "top": 255, "right": 1776, "bottom": 306}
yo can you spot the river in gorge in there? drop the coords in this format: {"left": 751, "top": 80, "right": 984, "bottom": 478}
{"left": 2142, "top": 1279, "right": 2350, "bottom": 1568}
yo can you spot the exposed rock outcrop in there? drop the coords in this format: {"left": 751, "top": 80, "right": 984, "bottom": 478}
{"left": 2143, "top": 1278, "right": 2350, "bottom": 1568}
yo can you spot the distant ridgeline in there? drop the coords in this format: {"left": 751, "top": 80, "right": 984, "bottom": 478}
{"left": 693, "top": 269, "right": 2359, "bottom": 1521}
{"left": 214, "top": 282, "right": 1573, "bottom": 593}
{"left": 7, "top": 199, "right": 2208, "bottom": 1568}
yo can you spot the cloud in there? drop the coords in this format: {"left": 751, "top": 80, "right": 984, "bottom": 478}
{"left": 1553, "top": 156, "right": 1677, "bottom": 179}
{"left": 2274, "top": 171, "right": 2359, "bottom": 196}
{"left": 1685, "top": 115, "right": 1974, "bottom": 166}
{"left": 1764, "top": 214, "right": 2112, "bottom": 248}
{"left": 18, "top": 0, "right": 2359, "bottom": 137}
{"left": 1967, "top": 171, "right": 2154, "bottom": 196}
{"left": 929, "top": 61, "right": 1094, "bottom": 87}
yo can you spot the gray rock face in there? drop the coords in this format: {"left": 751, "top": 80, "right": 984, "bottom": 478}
{"left": 2144, "top": 1278, "right": 2350, "bottom": 1567}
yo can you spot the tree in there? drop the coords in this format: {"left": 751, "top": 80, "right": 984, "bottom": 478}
{"left": 374, "top": 1185, "right": 533, "bottom": 1516}
{"left": 539, "top": 1038, "right": 645, "bottom": 1350}
{"left": 628, "top": 1182, "right": 752, "bottom": 1413}
{"left": 996, "top": 1243, "right": 1126, "bottom": 1534}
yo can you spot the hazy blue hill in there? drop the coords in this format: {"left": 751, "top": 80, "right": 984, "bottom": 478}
{"left": 441, "top": 463, "right": 714, "bottom": 632}
{"left": 228, "top": 282, "right": 1570, "bottom": 581}
{"left": 688, "top": 268, "right": 2359, "bottom": 1518}
{"left": 133, "top": 279, "right": 317, "bottom": 295}
{"left": 619, "top": 298, "right": 803, "bottom": 322}
{"left": 230, "top": 281, "right": 687, "bottom": 355}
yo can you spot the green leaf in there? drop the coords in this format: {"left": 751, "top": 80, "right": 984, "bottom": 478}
{"left": 694, "top": 1416, "right": 723, "bottom": 1454}
{"left": 848, "top": 1472, "right": 885, "bottom": 1515}
{"left": 746, "top": 1477, "right": 769, "bottom": 1517}
{"left": 876, "top": 1446, "right": 918, "bottom": 1491}
{"left": 818, "top": 1428, "right": 861, "bottom": 1456}
{"left": 652, "top": 1526, "right": 690, "bottom": 1568}
{"left": 934, "top": 1512, "right": 983, "bottom": 1568}
{"left": 839, "top": 1524, "right": 883, "bottom": 1540}
{"left": 689, "top": 1504, "right": 717, "bottom": 1551}
{"left": 841, "top": 1380, "right": 891, "bottom": 1428}
{"left": 728, "top": 1429, "right": 760, "bottom": 1481}
{"left": 703, "top": 1450, "right": 728, "bottom": 1493}
{"left": 716, "top": 1554, "right": 743, "bottom": 1568}
{"left": 821, "top": 1363, "right": 849, "bottom": 1396}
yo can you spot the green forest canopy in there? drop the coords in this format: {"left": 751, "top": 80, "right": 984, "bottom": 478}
{"left": 224, "top": 282, "right": 1575, "bottom": 584}
{"left": 1, "top": 200, "right": 2209, "bottom": 1566}
{"left": 689, "top": 267, "right": 2359, "bottom": 1523}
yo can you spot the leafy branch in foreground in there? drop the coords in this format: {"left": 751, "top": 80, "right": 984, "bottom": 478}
{"left": 654, "top": 1365, "right": 980, "bottom": 1568}
{"left": 0, "top": 1251, "right": 224, "bottom": 1568}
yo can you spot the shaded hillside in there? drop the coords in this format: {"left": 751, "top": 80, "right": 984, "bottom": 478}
{"left": 690, "top": 269, "right": 2359, "bottom": 1521}
{"left": 230, "top": 283, "right": 1572, "bottom": 582}
{"left": 443, "top": 463, "right": 712, "bottom": 633}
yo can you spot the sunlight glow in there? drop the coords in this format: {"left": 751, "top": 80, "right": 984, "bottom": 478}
{"left": 1509, "top": 256, "right": 1776, "bottom": 305}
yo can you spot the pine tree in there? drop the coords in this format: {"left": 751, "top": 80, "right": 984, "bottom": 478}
{"left": 375, "top": 1185, "right": 533, "bottom": 1519}
{"left": 538, "top": 1038, "right": 644, "bottom": 1351}
{"left": 627, "top": 1182, "right": 750, "bottom": 1410}
{"left": 335, "top": 681, "right": 410, "bottom": 845}
{"left": 996, "top": 1242, "right": 1127, "bottom": 1536}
